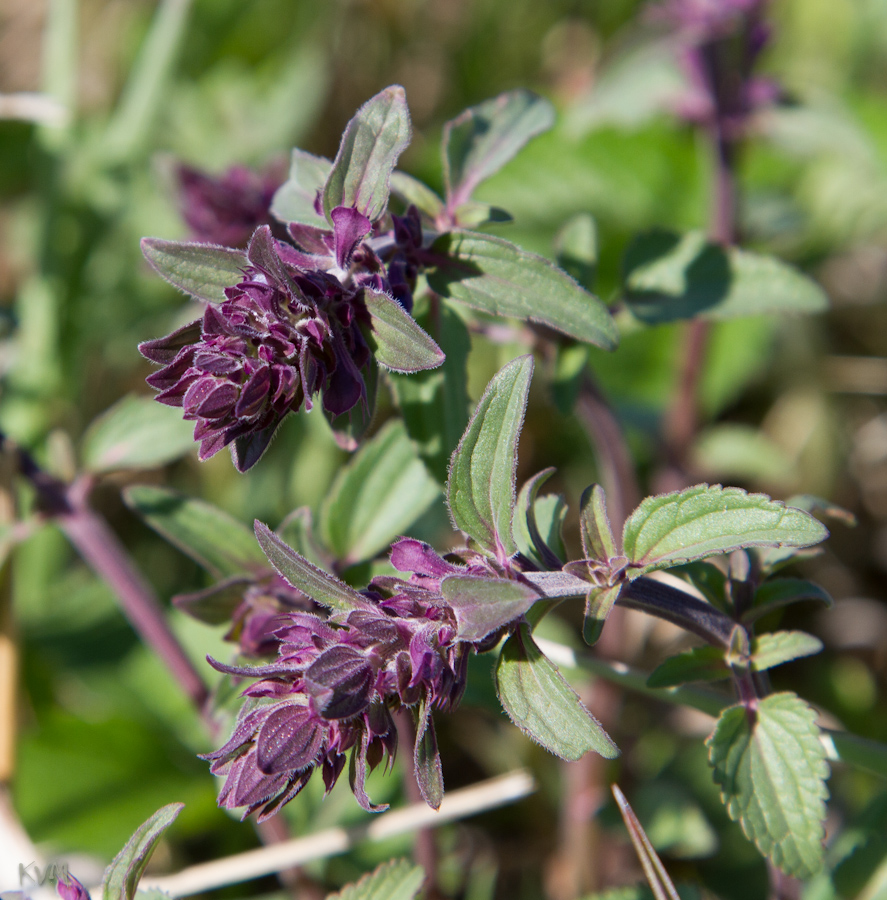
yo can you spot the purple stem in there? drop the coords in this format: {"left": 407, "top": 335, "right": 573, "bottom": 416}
{"left": 2, "top": 434, "right": 210, "bottom": 713}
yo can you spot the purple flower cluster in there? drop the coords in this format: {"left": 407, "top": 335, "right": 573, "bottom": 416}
{"left": 140, "top": 225, "right": 378, "bottom": 470}
{"left": 203, "top": 539, "right": 483, "bottom": 820}
{"left": 656, "top": 0, "right": 777, "bottom": 139}
{"left": 176, "top": 162, "right": 284, "bottom": 249}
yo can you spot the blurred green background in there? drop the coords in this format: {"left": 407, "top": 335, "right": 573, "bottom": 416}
{"left": 2, "top": 1, "right": 887, "bottom": 898}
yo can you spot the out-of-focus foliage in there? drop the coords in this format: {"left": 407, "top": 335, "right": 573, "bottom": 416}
{"left": 2, "top": 0, "right": 887, "bottom": 898}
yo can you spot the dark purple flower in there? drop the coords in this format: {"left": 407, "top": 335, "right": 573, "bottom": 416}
{"left": 177, "top": 162, "right": 285, "bottom": 249}
{"left": 139, "top": 226, "right": 374, "bottom": 470}
{"left": 203, "top": 541, "right": 487, "bottom": 819}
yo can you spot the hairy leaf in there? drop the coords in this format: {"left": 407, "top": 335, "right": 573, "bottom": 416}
{"left": 327, "top": 859, "right": 425, "bottom": 900}
{"left": 428, "top": 231, "right": 618, "bottom": 349}
{"left": 140, "top": 238, "right": 245, "bottom": 303}
{"left": 389, "top": 302, "right": 470, "bottom": 484}
{"left": 82, "top": 395, "right": 194, "bottom": 473}
{"left": 707, "top": 692, "right": 829, "bottom": 878}
{"left": 323, "top": 85, "right": 411, "bottom": 222}
{"left": 447, "top": 355, "right": 533, "bottom": 557}
{"left": 320, "top": 419, "right": 439, "bottom": 566}
{"left": 413, "top": 699, "right": 443, "bottom": 810}
{"left": 514, "top": 468, "right": 564, "bottom": 569}
{"left": 363, "top": 288, "right": 445, "bottom": 373}
{"left": 647, "top": 645, "right": 730, "bottom": 688}
{"left": 124, "top": 485, "right": 266, "bottom": 578}
{"left": 496, "top": 623, "right": 618, "bottom": 760}
{"left": 102, "top": 803, "right": 183, "bottom": 900}
{"left": 583, "top": 583, "right": 622, "bottom": 646}
{"left": 623, "top": 230, "right": 828, "bottom": 324}
{"left": 270, "top": 150, "right": 331, "bottom": 226}
{"left": 622, "top": 485, "right": 829, "bottom": 576}
{"left": 750, "top": 631, "right": 823, "bottom": 672}
{"left": 443, "top": 90, "right": 555, "bottom": 206}
{"left": 440, "top": 574, "right": 539, "bottom": 642}
{"left": 580, "top": 484, "right": 618, "bottom": 562}
{"left": 255, "top": 522, "right": 372, "bottom": 616}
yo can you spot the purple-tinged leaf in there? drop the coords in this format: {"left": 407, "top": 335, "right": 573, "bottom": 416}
{"left": 124, "top": 485, "right": 267, "bottom": 578}
{"left": 138, "top": 320, "right": 201, "bottom": 364}
{"left": 447, "top": 356, "right": 533, "bottom": 559}
{"left": 255, "top": 521, "right": 373, "bottom": 617}
{"left": 427, "top": 231, "right": 618, "bottom": 350}
{"left": 495, "top": 623, "right": 618, "bottom": 761}
{"left": 443, "top": 90, "right": 555, "bottom": 208}
{"left": 621, "top": 485, "right": 829, "bottom": 577}
{"left": 246, "top": 225, "right": 305, "bottom": 300}
{"left": 323, "top": 86, "right": 412, "bottom": 223}
{"left": 101, "top": 803, "right": 184, "bottom": 900}
{"left": 440, "top": 574, "right": 539, "bottom": 642}
{"left": 305, "top": 646, "right": 373, "bottom": 719}
{"left": 647, "top": 645, "right": 731, "bottom": 689}
{"left": 414, "top": 698, "right": 443, "bottom": 809}
{"left": 231, "top": 422, "right": 281, "bottom": 473}
{"left": 58, "top": 874, "right": 90, "bottom": 900}
{"left": 332, "top": 206, "right": 372, "bottom": 269}
{"left": 270, "top": 150, "right": 331, "bottom": 227}
{"left": 325, "top": 359, "right": 378, "bottom": 451}
{"left": 141, "top": 238, "right": 246, "bottom": 303}
{"left": 363, "top": 288, "right": 445, "bottom": 374}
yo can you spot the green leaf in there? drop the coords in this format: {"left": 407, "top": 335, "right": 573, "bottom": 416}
{"left": 440, "top": 574, "right": 540, "bottom": 642}
{"left": 451, "top": 201, "right": 513, "bottom": 228}
{"left": 750, "top": 631, "right": 823, "bottom": 672}
{"left": 621, "top": 485, "right": 829, "bottom": 576}
{"left": 323, "top": 85, "right": 411, "bottom": 223}
{"left": 123, "top": 486, "right": 267, "bottom": 578}
{"left": 443, "top": 90, "right": 555, "bottom": 206}
{"left": 514, "top": 468, "right": 564, "bottom": 569}
{"left": 254, "top": 521, "right": 371, "bottom": 617}
{"left": 623, "top": 230, "right": 829, "bottom": 324}
{"left": 327, "top": 859, "right": 425, "bottom": 900}
{"left": 270, "top": 150, "right": 331, "bottom": 226}
{"left": 102, "top": 803, "right": 183, "bottom": 900}
{"left": 389, "top": 170, "right": 444, "bottom": 217}
{"left": 172, "top": 577, "right": 251, "bottom": 625}
{"left": 389, "top": 302, "right": 470, "bottom": 484}
{"left": 533, "top": 494, "right": 568, "bottom": 564}
{"left": 140, "top": 238, "right": 246, "bottom": 303}
{"left": 580, "top": 484, "right": 618, "bottom": 562}
{"left": 81, "top": 395, "right": 195, "bottom": 473}
{"left": 555, "top": 212, "right": 598, "bottom": 292}
{"left": 668, "top": 561, "right": 730, "bottom": 612}
{"left": 363, "top": 288, "right": 445, "bottom": 373}
{"left": 428, "top": 231, "right": 618, "bottom": 350}
{"left": 413, "top": 699, "right": 443, "bottom": 810}
{"left": 647, "top": 646, "right": 730, "bottom": 688}
{"left": 495, "top": 623, "right": 618, "bottom": 761}
{"left": 582, "top": 583, "right": 622, "bottom": 646}
{"left": 706, "top": 692, "right": 829, "bottom": 878}
{"left": 552, "top": 342, "right": 589, "bottom": 414}
{"left": 319, "top": 420, "right": 440, "bottom": 566}
{"left": 743, "top": 578, "right": 833, "bottom": 625}
{"left": 446, "top": 355, "right": 533, "bottom": 557}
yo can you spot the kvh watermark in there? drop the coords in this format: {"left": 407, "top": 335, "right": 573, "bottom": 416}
{"left": 18, "top": 863, "right": 69, "bottom": 888}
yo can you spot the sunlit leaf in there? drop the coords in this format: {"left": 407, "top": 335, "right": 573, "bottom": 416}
{"left": 323, "top": 85, "right": 411, "bottom": 222}
{"left": 140, "top": 239, "right": 245, "bottom": 303}
{"left": 428, "top": 231, "right": 618, "bottom": 349}
{"left": 443, "top": 90, "right": 555, "bottom": 206}
{"left": 622, "top": 485, "right": 829, "bottom": 576}
{"left": 750, "top": 631, "right": 823, "bottom": 672}
{"left": 440, "top": 574, "right": 539, "bottom": 642}
{"left": 363, "top": 288, "right": 445, "bottom": 373}
{"left": 707, "top": 692, "right": 829, "bottom": 878}
{"left": 447, "top": 355, "right": 533, "bottom": 557}
{"left": 327, "top": 859, "right": 424, "bottom": 900}
{"left": 496, "top": 623, "right": 618, "bottom": 760}
{"left": 270, "top": 150, "right": 331, "bottom": 226}
{"left": 320, "top": 419, "right": 439, "bottom": 566}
